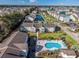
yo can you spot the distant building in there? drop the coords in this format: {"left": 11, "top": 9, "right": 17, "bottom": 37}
{"left": 58, "top": 11, "right": 76, "bottom": 22}
{"left": 59, "top": 15, "right": 71, "bottom": 22}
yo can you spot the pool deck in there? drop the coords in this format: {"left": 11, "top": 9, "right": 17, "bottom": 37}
{"left": 36, "top": 40, "right": 67, "bottom": 56}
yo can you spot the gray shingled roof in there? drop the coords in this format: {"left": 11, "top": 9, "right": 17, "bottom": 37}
{"left": 43, "top": 23, "right": 55, "bottom": 27}
{"left": 22, "top": 23, "right": 33, "bottom": 27}
{"left": 60, "top": 49, "right": 76, "bottom": 56}
{"left": 34, "top": 23, "right": 43, "bottom": 28}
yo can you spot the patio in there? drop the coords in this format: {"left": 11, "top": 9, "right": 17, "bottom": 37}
{"left": 36, "top": 40, "right": 67, "bottom": 57}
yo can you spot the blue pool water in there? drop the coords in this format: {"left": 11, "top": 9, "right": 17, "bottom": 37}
{"left": 45, "top": 42, "right": 61, "bottom": 49}
{"left": 35, "top": 15, "right": 44, "bottom": 22}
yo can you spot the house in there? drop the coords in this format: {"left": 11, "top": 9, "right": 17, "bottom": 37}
{"left": 30, "top": 14, "right": 36, "bottom": 19}
{"left": 74, "top": 12, "right": 79, "bottom": 21}
{"left": 59, "top": 15, "right": 72, "bottom": 22}
{"left": 0, "top": 43, "right": 28, "bottom": 58}
{"left": 32, "top": 11, "right": 37, "bottom": 14}
{"left": 20, "top": 23, "right": 36, "bottom": 32}
{"left": 36, "top": 50, "right": 62, "bottom": 58}
{"left": 59, "top": 14, "right": 76, "bottom": 23}
{"left": 25, "top": 16, "right": 34, "bottom": 22}
{"left": 59, "top": 49, "right": 76, "bottom": 58}
{"left": 59, "top": 11, "right": 66, "bottom": 16}
{"left": 34, "top": 23, "right": 45, "bottom": 32}
{"left": 69, "top": 23, "right": 77, "bottom": 31}
{"left": 59, "top": 11, "right": 76, "bottom": 22}
{"left": 47, "top": 11, "right": 59, "bottom": 20}
{"left": 30, "top": 12, "right": 36, "bottom": 19}
{"left": 67, "top": 22, "right": 78, "bottom": 31}
{"left": 43, "top": 24, "right": 55, "bottom": 32}
{"left": 1, "top": 30, "right": 28, "bottom": 58}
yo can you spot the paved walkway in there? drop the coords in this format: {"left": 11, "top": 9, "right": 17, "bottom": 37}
{"left": 0, "top": 31, "right": 28, "bottom": 58}
{"left": 0, "top": 30, "right": 19, "bottom": 48}
{"left": 2, "top": 31, "right": 19, "bottom": 46}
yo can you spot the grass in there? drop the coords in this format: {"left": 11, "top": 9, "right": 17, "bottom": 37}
{"left": 41, "top": 12, "right": 57, "bottom": 24}
{"left": 28, "top": 31, "right": 64, "bottom": 39}
{"left": 28, "top": 31, "right": 78, "bottom": 47}
{"left": 65, "top": 35, "right": 77, "bottom": 45}
{"left": 28, "top": 32, "right": 37, "bottom": 37}
{"left": 38, "top": 31, "right": 64, "bottom": 39}
{"left": 28, "top": 11, "right": 78, "bottom": 47}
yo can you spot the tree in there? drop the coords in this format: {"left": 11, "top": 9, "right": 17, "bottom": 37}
{"left": 72, "top": 45, "right": 79, "bottom": 51}
{"left": 55, "top": 26, "right": 61, "bottom": 32}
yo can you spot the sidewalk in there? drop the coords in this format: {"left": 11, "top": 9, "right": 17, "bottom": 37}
{"left": 0, "top": 30, "right": 19, "bottom": 48}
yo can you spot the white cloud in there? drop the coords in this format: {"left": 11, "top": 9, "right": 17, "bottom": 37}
{"left": 29, "top": 0, "right": 36, "bottom": 3}
{"left": 55, "top": 2, "right": 64, "bottom": 5}
{"left": 60, "top": 2, "right": 64, "bottom": 5}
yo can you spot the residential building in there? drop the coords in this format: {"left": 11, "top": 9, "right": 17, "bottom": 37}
{"left": 34, "top": 23, "right": 45, "bottom": 32}
{"left": 59, "top": 49, "right": 76, "bottom": 58}
{"left": 68, "top": 22, "right": 79, "bottom": 31}
{"left": 20, "top": 23, "right": 36, "bottom": 32}
{"left": 43, "top": 24, "right": 55, "bottom": 32}
{"left": 25, "top": 16, "right": 34, "bottom": 22}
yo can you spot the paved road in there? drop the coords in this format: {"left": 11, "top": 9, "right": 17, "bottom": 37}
{"left": 57, "top": 23, "right": 79, "bottom": 44}
{"left": 0, "top": 30, "right": 19, "bottom": 48}
{"left": 2, "top": 31, "right": 19, "bottom": 46}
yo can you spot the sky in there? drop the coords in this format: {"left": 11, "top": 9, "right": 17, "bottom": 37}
{"left": 0, "top": 0, "right": 79, "bottom": 6}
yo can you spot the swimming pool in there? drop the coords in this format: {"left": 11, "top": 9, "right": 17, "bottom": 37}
{"left": 35, "top": 15, "right": 44, "bottom": 21}
{"left": 45, "top": 42, "right": 61, "bottom": 49}
{"left": 36, "top": 40, "right": 67, "bottom": 52}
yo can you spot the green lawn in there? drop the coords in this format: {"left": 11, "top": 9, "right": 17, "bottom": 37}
{"left": 65, "top": 35, "right": 78, "bottom": 45}
{"left": 28, "top": 31, "right": 78, "bottom": 46}
{"left": 28, "top": 31, "right": 64, "bottom": 39}
{"left": 38, "top": 31, "right": 64, "bottom": 39}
